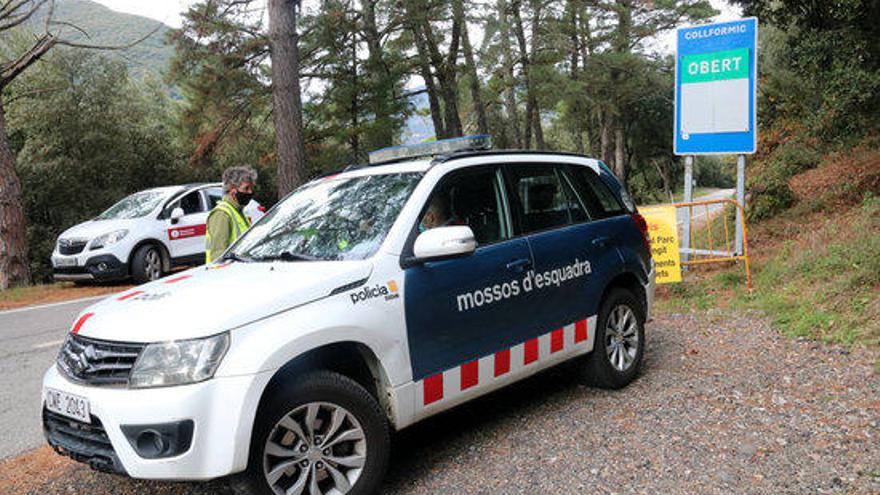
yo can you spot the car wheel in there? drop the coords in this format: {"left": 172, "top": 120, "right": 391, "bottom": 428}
{"left": 580, "top": 287, "right": 646, "bottom": 389}
{"left": 232, "top": 371, "right": 390, "bottom": 495}
{"left": 131, "top": 245, "right": 164, "bottom": 284}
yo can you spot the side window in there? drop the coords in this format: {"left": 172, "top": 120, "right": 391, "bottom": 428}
{"left": 204, "top": 188, "right": 223, "bottom": 209}
{"left": 173, "top": 191, "right": 204, "bottom": 216}
{"left": 420, "top": 168, "right": 510, "bottom": 245}
{"left": 507, "top": 164, "right": 588, "bottom": 234}
{"left": 568, "top": 166, "right": 626, "bottom": 219}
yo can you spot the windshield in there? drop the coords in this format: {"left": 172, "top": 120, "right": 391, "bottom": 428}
{"left": 231, "top": 172, "right": 422, "bottom": 261}
{"left": 95, "top": 190, "right": 168, "bottom": 220}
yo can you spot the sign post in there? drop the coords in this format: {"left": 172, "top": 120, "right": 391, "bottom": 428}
{"left": 675, "top": 18, "right": 758, "bottom": 257}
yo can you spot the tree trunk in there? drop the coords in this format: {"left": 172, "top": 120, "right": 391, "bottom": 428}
{"left": 567, "top": 0, "right": 584, "bottom": 154}
{"left": 499, "top": 0, "right": 522, "bottom": 148}
{"left": 454, "top": 0, "right": 488, "bottom": 135}
{"left": 511, "top": 0, "right": 532, "bottom": 148}
{"left": 528, "top": 0, "right": 544, "bottom": 149}
{"left": 362, "top": 0, "right": 394, "bottom": 148}
{"left": 614, "top": 125, "right": 626, "bottom": 182}
{"left": 0, "top": 101, "right": 30, "bottom": 288}
{"left": 409, "top": 18, "right": 446, "bottom": 138}
{"left": 268, "top": 0, "right": 306, "bottom": 197}
{"left": 421, "top": 18, "right": 463, "bottom": 137}
{"left": 600, "top": 108, "right": 613, "bottom": 166}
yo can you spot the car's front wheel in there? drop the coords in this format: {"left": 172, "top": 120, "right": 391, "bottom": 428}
{"left": 580, "top": 287, "right": 646, "bottom": 389}
{"left": 234, "top": 371, "right": 390, "bottom": 495}
{"left": 131, "top": 244, "right": 164, "bottom": 284}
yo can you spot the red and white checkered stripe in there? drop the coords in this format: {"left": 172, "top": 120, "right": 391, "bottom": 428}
{"left": 417, "top": 315, "right": 597, "bottom": 408}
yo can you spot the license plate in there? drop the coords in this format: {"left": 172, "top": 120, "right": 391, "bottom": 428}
{"left": 54, "top": 257, "right": 77, "bottom": 268}
{"left": 45, "top": 388, "right": 90, "bottom": 423}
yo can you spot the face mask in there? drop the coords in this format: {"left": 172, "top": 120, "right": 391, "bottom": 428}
{"left": 235, "top": 190, "right": 253, "bottom": 207}
{"left": 418, "top": 222, "right": 427, "bottom": 233}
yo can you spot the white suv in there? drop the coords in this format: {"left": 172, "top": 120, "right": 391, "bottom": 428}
{"left": 52, "top": 183, "right": 265, "bottom": 284}
{"left": 42, "top": 138, "right": 654, "bottom": 494}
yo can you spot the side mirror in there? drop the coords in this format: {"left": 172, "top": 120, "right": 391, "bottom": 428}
{"left": 170, "top": 207, "right": 185, "bottom": 225}
{"left": 412, "top": 226, "right": 476, "bottom": 263}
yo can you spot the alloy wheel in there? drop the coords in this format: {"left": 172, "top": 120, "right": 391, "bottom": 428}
{"left": 604, "top": 304, "right": 639, "bottom": 372}
{"left": 263, "top": 402, "right": 367, "bottom": 495}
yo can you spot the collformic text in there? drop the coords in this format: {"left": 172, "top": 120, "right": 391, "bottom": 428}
{"left": 456, "top": 259, "right": 592, "bottom": 312}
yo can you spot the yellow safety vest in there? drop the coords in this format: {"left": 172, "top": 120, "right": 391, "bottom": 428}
{"left": 205, "top": 199, "right": 251, "bottom": 263}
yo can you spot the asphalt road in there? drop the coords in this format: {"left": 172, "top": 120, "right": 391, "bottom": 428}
{"left": 672, "top": 188, "right": 735, "bottom": 226}
{"left": 0, "top": 297, "right": 103, "bottom": 459}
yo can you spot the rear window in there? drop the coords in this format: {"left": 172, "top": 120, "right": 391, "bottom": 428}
{"left": 567, "top": 166, "right": 626, "bottom": 219}
{"left": 507, "top": 164, "right": 588, "bottom": 234}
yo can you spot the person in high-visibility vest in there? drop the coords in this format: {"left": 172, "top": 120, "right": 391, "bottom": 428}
{"left": 206, "top": 166, "right": 257, "bottom": 263}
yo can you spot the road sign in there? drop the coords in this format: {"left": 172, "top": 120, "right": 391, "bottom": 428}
{"left": 674, "top": 18, "right": 758, "bottom": 155}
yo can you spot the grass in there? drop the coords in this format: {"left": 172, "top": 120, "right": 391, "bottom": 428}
{"left": 656, "top": 193, "right": 880, "bottom": 369}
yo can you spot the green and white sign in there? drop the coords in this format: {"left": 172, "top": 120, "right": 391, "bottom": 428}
{"left": 680, "top": 48, "right": 750, "bottom": 134}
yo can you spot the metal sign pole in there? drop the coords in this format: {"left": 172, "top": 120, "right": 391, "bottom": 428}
{"left": 735, "top": 154, "right": 746, "bottom": 255}
{"left": 682, "top": 155, "right": 694, "bottom": 264}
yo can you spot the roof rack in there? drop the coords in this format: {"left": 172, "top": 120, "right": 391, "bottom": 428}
{"left": 368, "top": 135, "right": 492, "bottom": 165}
{"left": 432, "top": 149, "right": 597, "bottom": 163}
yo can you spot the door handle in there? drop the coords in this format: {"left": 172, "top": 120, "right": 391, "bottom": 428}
{"left": 506, "top": 258, "right": 532, "bottom": 273}
{"left": 592, "top": 236, "right": 611, "bottom": 248}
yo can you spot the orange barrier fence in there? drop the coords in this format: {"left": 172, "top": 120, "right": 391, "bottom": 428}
{"left": 673, "top": 198, "right": 752, "bottom": 290}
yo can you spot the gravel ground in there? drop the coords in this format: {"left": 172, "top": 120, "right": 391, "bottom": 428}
{"left": 2, "top": 310, "right": 878, "bottom": 495}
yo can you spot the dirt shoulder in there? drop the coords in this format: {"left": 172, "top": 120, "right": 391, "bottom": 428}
{"left": 0, "top": 283, "right": 133, "bottom": 311}
{"left": 2, "top": 310, "right": 877, "bottom": 494}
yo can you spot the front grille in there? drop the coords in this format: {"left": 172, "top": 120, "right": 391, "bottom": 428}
{"left": 43, "top": 409, "right": 126, "bottom": 475}
{"left": 59, "top": 239, "right": 87, "bottom": 255}
{"left": 57, "top": 334, "right": 145, "bottom": 386}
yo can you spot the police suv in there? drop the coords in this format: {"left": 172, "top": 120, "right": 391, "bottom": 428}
{"left": 52, "top": 183, "right": 265, "bottom": 284}
{"left": 42, "top": 137, "right": 655, "bottom": 495}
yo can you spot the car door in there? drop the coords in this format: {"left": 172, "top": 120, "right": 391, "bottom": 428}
{"left": 403, "top": 166, "right": 535, "bottom": 383}
{"left": 504, "top": 163, "right": 620, "bottom": 329}
{"left": 165, "top": 189, "right": 209, "bottom": 261}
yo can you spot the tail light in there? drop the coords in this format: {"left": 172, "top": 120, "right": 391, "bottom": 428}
{"left": 631, "top": 211, "right": 651, "bottom": 251}
{"left": 258, "top": 205, "right": 267, "bottom": 213}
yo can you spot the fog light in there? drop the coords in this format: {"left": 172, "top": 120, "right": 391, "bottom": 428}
{"left": 135, "top": 430, "right": 167, "bottom": 458}
{"left": 97, "top": 262, "right": 109, "bottom": 272}
{"left": 121, "top": 420, "right": 194, "bottom": 459}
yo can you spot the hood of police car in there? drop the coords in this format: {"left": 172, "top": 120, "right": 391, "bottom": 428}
{"left": 72, "top": 260, "right": 373, "bottom": 343}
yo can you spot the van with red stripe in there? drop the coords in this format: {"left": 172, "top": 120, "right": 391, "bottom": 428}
{"left": 42, "top": 137, "right": 654, "bottom": 495}
{"left": 51, "top": 183, "right": 265, "bottom": 284}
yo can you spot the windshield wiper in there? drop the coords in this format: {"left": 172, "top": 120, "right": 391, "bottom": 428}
{"left": 222, "top": 252, "right": 254, "bottom": 263}
{"left": 256, "top": 251, "right": 320, "bottom": 262}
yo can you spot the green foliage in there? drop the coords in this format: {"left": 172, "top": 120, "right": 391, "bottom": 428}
{"left": 736, "top": 0, "right": 880, "bottom": 143}
{"left": 659, "top": 198, "right": 880, "bottom": 350}
{"left": 7, "top": 50, "right": 182, "bottom": 281}
{"left": 748, "top": 140, "right": 821, "bottom": 220}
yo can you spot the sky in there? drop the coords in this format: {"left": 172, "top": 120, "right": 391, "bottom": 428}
{"left": 94, "top": 0, "right": 742, "bottom": 45}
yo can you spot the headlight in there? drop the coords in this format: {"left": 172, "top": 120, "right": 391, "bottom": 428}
{"left": 90, "top": 229, "right": 129, "bottom": 250}
{"left": 129, "top": 333, "right": 229, "bottom": 389}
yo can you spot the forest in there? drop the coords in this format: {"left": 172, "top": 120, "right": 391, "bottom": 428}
{"left": 0, "top": 0, "right": 878, "bottom": 283}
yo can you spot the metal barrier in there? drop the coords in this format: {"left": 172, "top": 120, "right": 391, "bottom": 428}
{"left": 674, "top": 198, "right": 752, "bottom": 289}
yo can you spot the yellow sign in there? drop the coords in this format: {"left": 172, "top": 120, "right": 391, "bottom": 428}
{"left": 640, "top": 206, "right": 682, "bottom": 283}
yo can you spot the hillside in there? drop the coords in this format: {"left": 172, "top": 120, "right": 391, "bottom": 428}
{"left": 30, "top": 0, "right": 174, "bottom": 80}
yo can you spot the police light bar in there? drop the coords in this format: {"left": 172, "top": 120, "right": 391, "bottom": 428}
{"left": 368, "top": 135, "right": 493, "bottom": 165}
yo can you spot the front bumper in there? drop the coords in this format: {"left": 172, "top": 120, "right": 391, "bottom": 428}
{"left": 41, "top": 365, "right": 272, "bottom": 480}
{"left": 52, "top": 254, "right": 128, "bottom": 282}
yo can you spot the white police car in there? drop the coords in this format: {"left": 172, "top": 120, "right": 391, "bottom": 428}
{"left": 42, "top": 137, "right": 654, "bottom": 495}
{"left": 52, "top": 183, "right": 265, "bottom": 284}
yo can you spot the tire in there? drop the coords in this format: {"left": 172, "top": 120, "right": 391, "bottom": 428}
{"left": 232, "top": 371, "right": 391, "bottom": 495}
{"left": 580, "top": 288, "right": 646, "bottom": 389}
{"left": 130, "top": 244, "right": 164, "bottom": 284}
